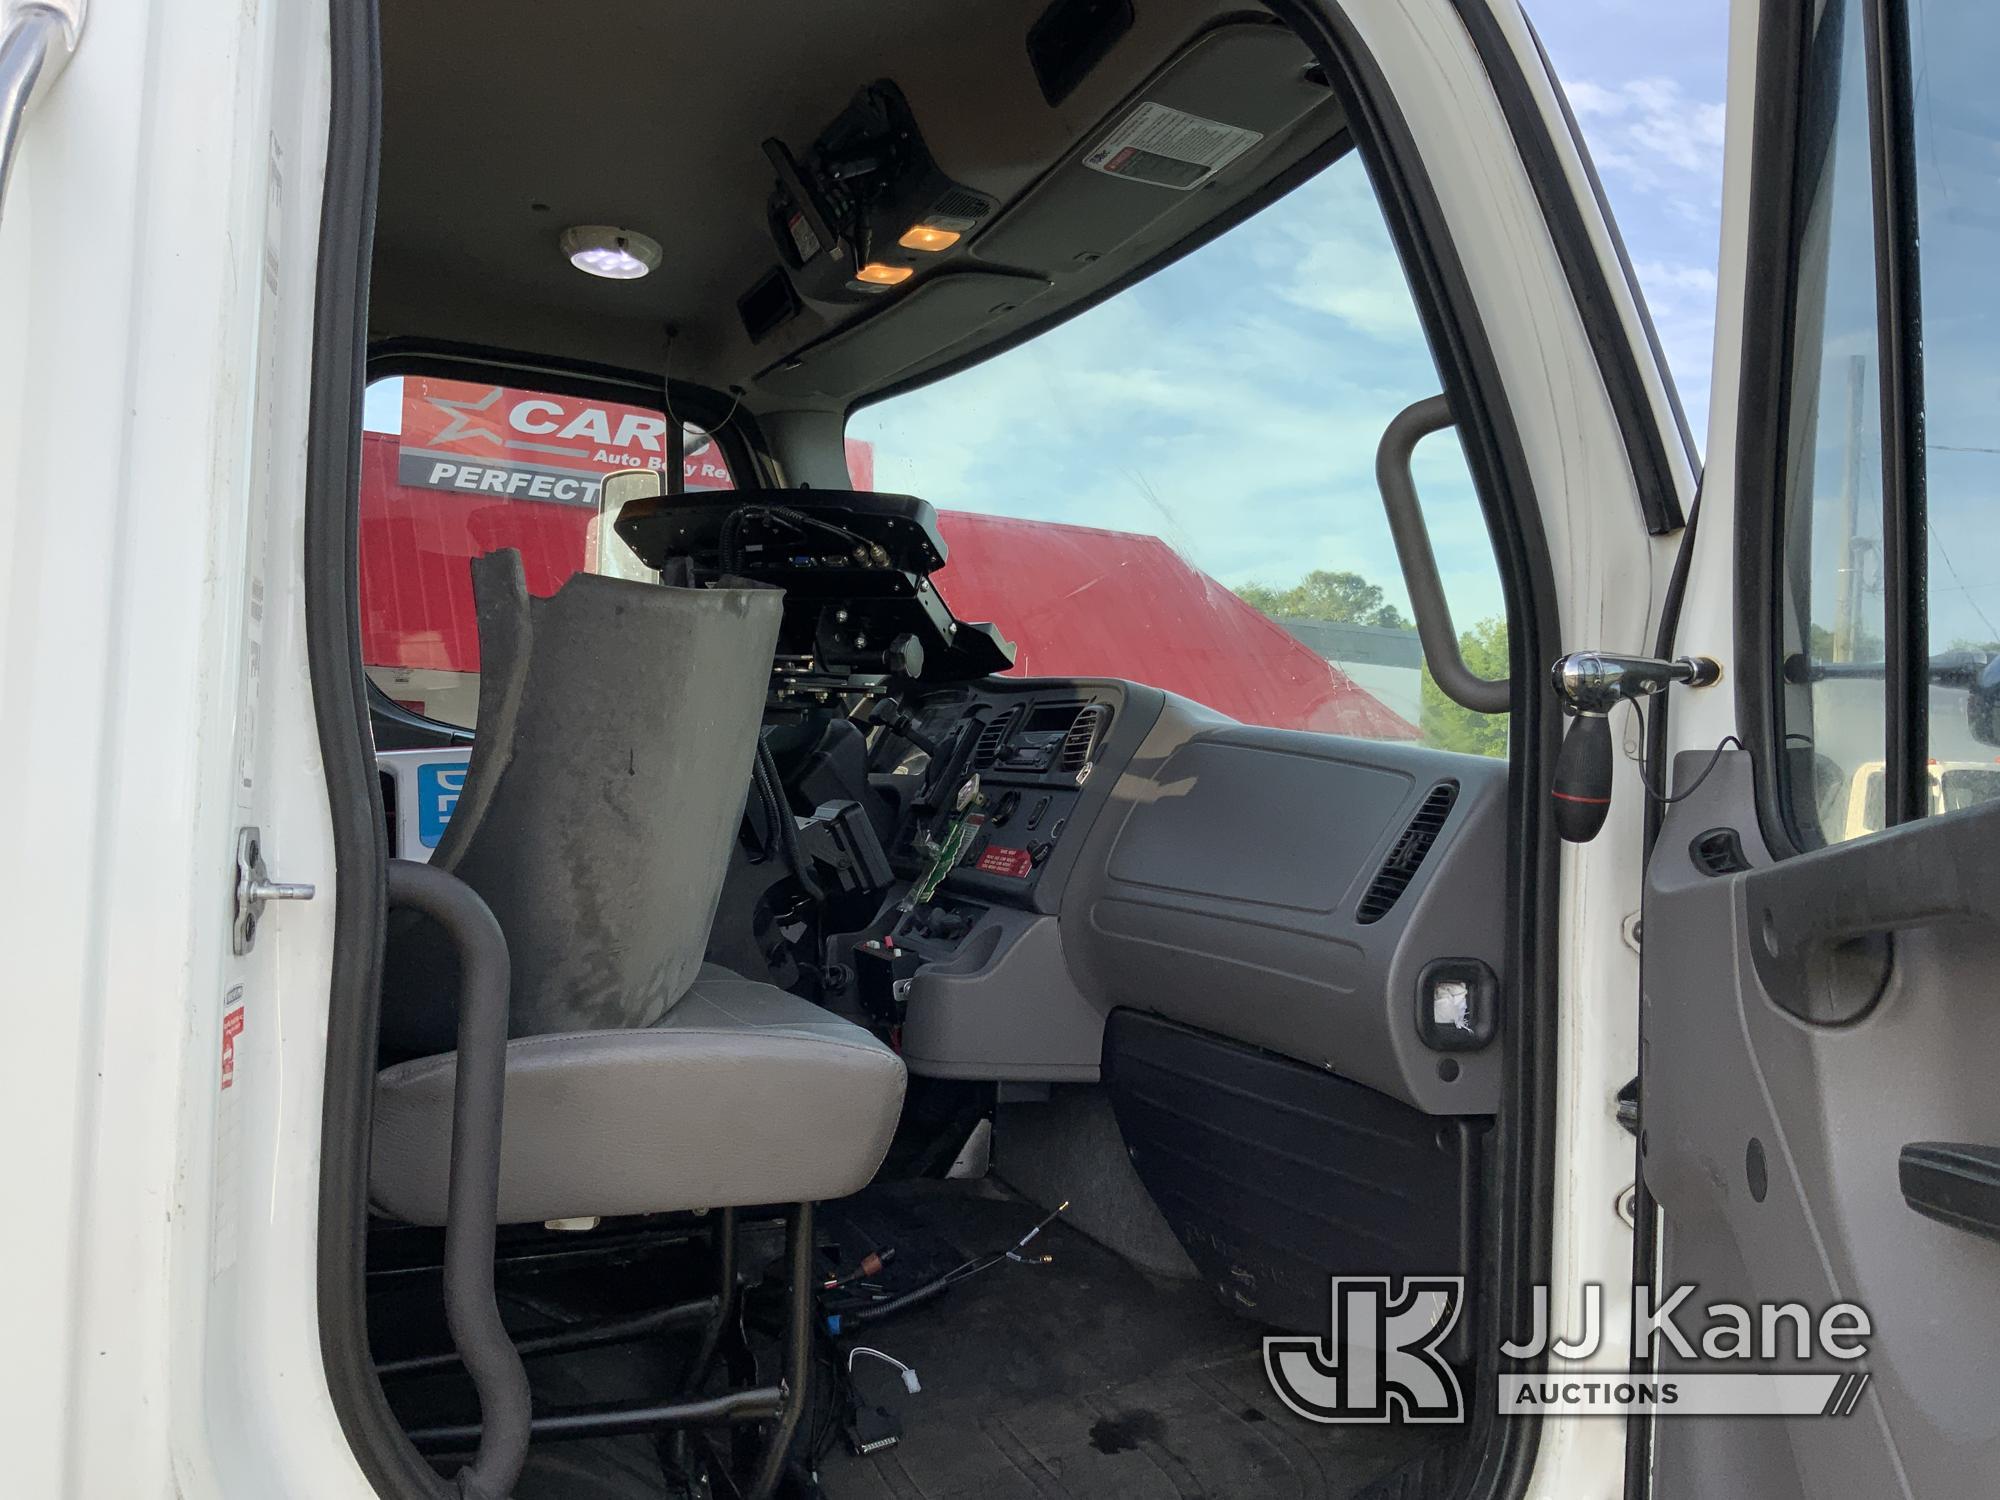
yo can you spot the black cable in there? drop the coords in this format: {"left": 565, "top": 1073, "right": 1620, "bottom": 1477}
{"left": 741, "top": 737, "right": 788, "bottom": 866}
{"left": 756, "top": 735, "right": 824, "bottom": 904}
{"left": 839, "top": 1276, "right": 955, "bottom": 1328}
{"left": 832, "top": 1202, "right": 1066, "bottom": 1328}
{"left": 1630, "top": 699, "right": 1744, "bottom": 806}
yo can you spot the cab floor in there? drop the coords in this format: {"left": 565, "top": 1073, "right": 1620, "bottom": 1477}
{"left": 814, "top": 1179, "right": 1452, "bottom": 1500}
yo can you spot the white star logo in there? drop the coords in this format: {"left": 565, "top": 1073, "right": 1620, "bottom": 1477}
{"left": 425, "top": 386, "right": 506, "bottom": 449}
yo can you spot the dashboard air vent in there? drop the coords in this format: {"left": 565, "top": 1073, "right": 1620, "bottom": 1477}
{"left": 970, "top": 706, "right": 1022, "bottom": 770}
{"left": 1356, "top": 781, "right": 1458, "bottom": 924}
{"left": 1058, "top": 703, "right": 1110, "bottom": 775}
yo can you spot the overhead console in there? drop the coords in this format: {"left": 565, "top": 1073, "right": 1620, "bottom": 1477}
{"left": 750, "top": 21, "right": 1344, "bottom": 402}
{"left": 755, "top": 80, "right": 1001, "bottom": 320}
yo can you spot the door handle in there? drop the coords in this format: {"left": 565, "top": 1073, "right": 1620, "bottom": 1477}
{"left": 1900, "top": 1142, "right": 2000, "bottom": 1245}
{"left": 0, "top": 2, "right": 86, "bottom": 230}
{"left": 1740, "top": 799, "right": 2000, "bottom": 1024}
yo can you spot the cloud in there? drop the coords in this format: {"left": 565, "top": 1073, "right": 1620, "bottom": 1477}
{"left": 1633, "top": 260, "right": 1717, "bottom": 295}
{"left": 1567, "top": 76, "right": 1726, "bottom": 187}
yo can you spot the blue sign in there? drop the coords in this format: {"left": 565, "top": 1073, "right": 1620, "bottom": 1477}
{"left": 416, "top": 761, "right": 469, "bottom": 848}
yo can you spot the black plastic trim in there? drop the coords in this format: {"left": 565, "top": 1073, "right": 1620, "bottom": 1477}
{"left": 1451, "top": 0, "right": 1690, "bottom": 534}
{"left": 1733, "top": 0, "right": 1819, "bottom": 861}
{"left": 1860, "top": 0, "right": 1926, "bottom": 827}
{"left": 1901, "top": 1141, "right": 2000, "bottom": 1245}
{"left": 1741, "top": 0, "right": 1929, "bottom": 860}
{"left": 306, "top": 3, "right": 452, "bottom": 1497}
{"left": 368, "top": 678, "right": 474, "bottom": 748}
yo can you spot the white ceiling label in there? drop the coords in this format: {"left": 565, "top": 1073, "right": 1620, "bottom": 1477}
{"left": 1083, "top": 101, "right": 1263, "bottom": 191}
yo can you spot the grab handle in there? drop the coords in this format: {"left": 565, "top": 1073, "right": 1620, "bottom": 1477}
{"left": 1374, "top": 395, "right": 1509, "bottom": 715}
{"left": 386, "top": 860, "right": 529, "bottom": 1500}
{"left": 0, "top": 2, "right": 85, "bottom": 231}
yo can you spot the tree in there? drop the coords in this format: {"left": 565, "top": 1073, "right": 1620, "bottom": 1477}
{"left": 1236, "top": 569, "right": 1412, "bottom": 629}
{"left": 1420, "top": 616, "right": 1509, "bottom": 758}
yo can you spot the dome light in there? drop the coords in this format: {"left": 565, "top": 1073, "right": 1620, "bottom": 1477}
{"left": 560, "top": 225, "right": 662, "bottom": 280}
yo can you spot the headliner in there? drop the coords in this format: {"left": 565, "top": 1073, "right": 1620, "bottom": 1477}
{"left": 371, "top": 2, "right": 1345, "bottom": 415}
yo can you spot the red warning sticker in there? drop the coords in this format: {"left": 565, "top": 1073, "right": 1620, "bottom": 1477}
{"left": 220, "top": 1003, "right": 246, "bottom": 1090}
{"left": 976, "top": 846, "right": 1034, "bottom": 879}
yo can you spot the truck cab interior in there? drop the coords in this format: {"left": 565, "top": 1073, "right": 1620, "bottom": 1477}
{"left": 327, "top": 3, "right": 1543, "bottom": 1497}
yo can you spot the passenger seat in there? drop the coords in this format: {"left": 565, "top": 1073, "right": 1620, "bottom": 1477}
{"left": 368, "top": 549, "right": 905, "bottom": 1226}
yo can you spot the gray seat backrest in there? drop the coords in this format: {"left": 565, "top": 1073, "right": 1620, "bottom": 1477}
{"left": 382, "top": 549, "right": 782, "bottom": 1054}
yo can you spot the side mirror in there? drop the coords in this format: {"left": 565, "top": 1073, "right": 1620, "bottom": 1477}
{"left": 600, "top": 468, "right": 665, "bottom": 510}
{"left": 590, "top": 469, "right": 667, "bottom": 582}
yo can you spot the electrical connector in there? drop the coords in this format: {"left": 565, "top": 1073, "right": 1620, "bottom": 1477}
{"left": 845, "top": 1401, "right": 903, "bottom": 1456}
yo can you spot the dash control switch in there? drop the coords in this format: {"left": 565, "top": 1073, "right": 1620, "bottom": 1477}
{"left": 1416, "top": 957, "right": 1498, "bottom": 1052}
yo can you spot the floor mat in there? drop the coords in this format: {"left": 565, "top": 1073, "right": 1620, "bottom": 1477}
{"left": 815, "top": 1180, "right": 1456, "bottom": 1500}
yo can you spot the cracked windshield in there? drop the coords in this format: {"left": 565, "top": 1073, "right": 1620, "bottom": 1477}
{"left": 849, "top": 150, "right": 1506, "bottom": 756}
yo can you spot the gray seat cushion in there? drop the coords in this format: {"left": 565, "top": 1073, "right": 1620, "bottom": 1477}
{"left": 370, "top": 967, "right": 906, "bottom": 1225}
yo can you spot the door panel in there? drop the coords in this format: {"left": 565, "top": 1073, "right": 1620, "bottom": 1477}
{"left": 1646, "top": 758, "right": 2000, "bottom": 1496}
{"left": 1646, "top": 0, "right": 2000, "bottom": 1492}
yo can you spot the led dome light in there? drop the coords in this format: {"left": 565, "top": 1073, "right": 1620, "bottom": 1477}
{"left": 898, "top": 223, "right": 961, "bottom": 252}
{"left": 560, "top": 225, "right": 663, "bottom": 280}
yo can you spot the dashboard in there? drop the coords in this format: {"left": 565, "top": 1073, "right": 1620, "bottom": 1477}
{"left": 854, "top": 675, "right": 1509, "bottom": 1117}
{"left": 374, "top": 664, "right": 1511, "bottom": 1122}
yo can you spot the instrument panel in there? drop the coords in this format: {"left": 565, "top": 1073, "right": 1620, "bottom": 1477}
{"left": 886, "top": 683, "right": 1134, "bottom": 913}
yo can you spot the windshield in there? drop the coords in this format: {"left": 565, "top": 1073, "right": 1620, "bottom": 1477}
{"left": 848, "top": 152, "right": 1505, "bottom": 754}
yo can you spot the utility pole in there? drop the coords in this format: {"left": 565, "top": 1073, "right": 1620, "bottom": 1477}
{"left": 1831, "top": 353, "right": 1867, "bottom": 662}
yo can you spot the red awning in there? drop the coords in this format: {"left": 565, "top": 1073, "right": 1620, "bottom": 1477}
{"left": 930, "top": 511, "right": 1420, "bottom": 739}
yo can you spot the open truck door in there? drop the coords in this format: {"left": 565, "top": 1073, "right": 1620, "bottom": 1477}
{"left": 1635, "top": 0, "right": 2000, "bottom": 1494}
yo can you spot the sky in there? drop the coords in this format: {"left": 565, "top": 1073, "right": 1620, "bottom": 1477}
{"left": 851, "top": 1, "right": 1735, "bottom": 630}
{"left": 1534, "top": 0, "right": 1731, "bottom": 444}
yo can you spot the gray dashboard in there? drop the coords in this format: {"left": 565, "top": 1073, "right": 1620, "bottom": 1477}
{"left": 881, "top": 679, "right": 1508, "bottom": 1115}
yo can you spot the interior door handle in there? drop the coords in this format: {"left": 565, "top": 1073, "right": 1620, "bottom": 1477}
{"left": 1741, "top": 799, "right": 2000, "bottom": 1023}
{"left": 0, "top": 2, "right": 86, "bottom": 230}
{"left": 1900, "top": 1142, "right": 2000, "bottom": 1245}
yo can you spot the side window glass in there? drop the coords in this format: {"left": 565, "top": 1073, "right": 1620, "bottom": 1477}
{"left": 1773, "top": 0, "right": 1886, "bottom": 845}
{"left": 1774, "top": 0, "right": 2000, "bottom": 846}
{"left": 846, "top": 153, "right": 1506, "bottom": 753}
{"left": 359, "top": 376, "right": 732, "bottom": 728}
{"left": 1911, "top": 3, "right": 2000, "bottom": 815}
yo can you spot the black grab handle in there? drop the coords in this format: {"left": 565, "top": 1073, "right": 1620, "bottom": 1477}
{"left": 386, "top": 860, "right": 530, "bottom": 1500}
{"left": 1552, "top": 712, "right": 1614, "bottom": 843}
{"left": 1900, "top": 1142, "right": 2000, "bottom": 1246}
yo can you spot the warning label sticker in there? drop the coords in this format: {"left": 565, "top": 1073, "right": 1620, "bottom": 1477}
{"left": 1084, "top": 101, "right": 1264, "bottom": 191}
{"left": 214, "top": 987, "right": 247, "bottom": 1273}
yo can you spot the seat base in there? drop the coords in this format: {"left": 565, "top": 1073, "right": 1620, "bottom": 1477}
{"left": 371, "top": 968, "right": 905, "bottom": 1226}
